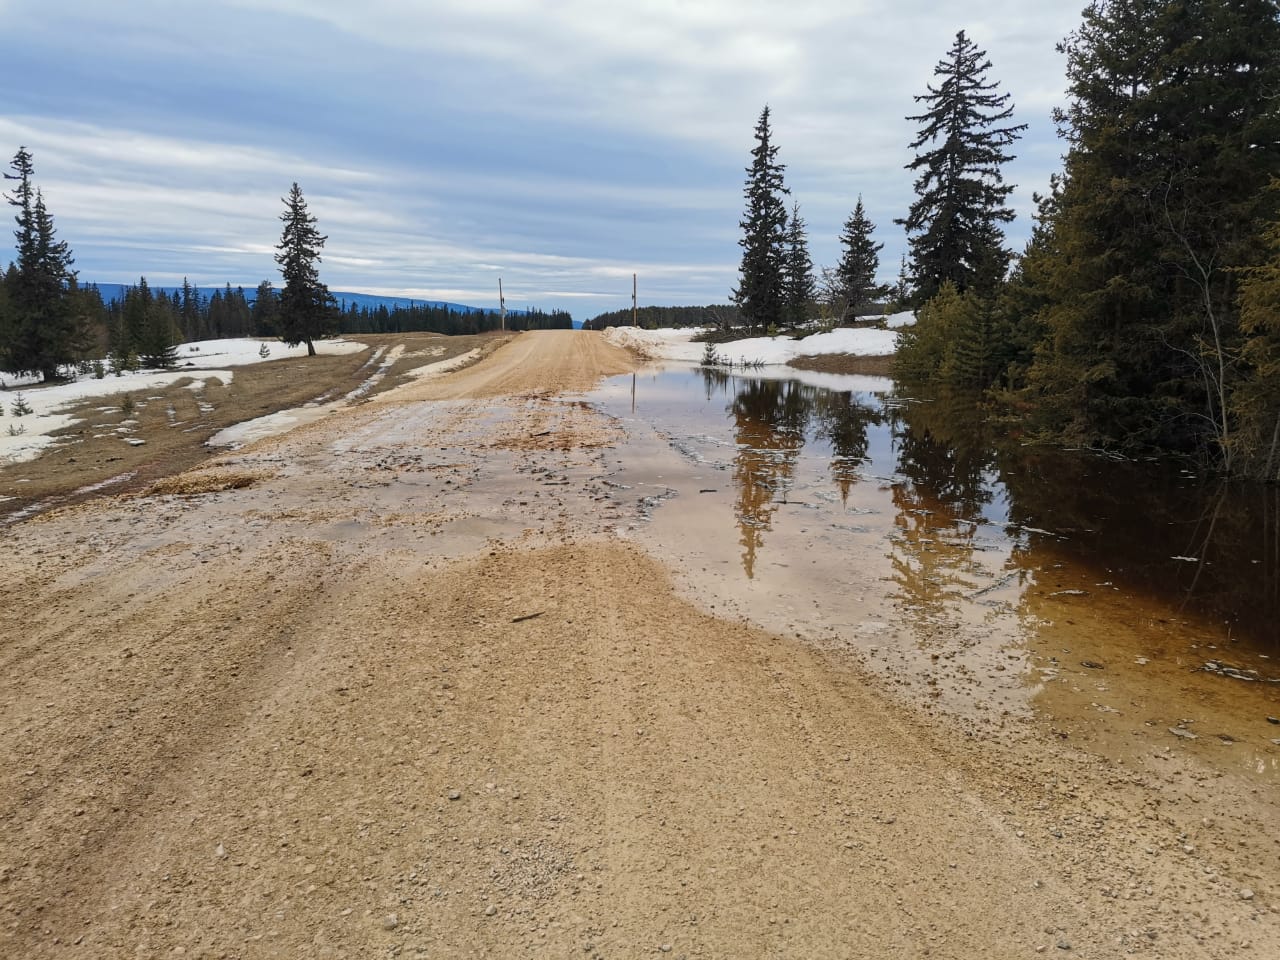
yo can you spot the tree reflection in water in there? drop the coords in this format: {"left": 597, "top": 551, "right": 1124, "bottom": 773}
{"left": 698, "top": 370, "right": 1278, "bottom": 651}
{"left": 726, "top": 378, "right": 807, "bottom": 578}
{"left": 886, "top": 390, "right": 1010, "bottom": 630}
{"left": 702, "top": 369, "right": 883, "bottom": 578}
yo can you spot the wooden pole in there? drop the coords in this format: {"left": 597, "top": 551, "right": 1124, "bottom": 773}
{"left": 632, "top": 273, "right": 638, "bottom": 327}
{"left": 499, "top": 278, "right": 506, "bottom": 332}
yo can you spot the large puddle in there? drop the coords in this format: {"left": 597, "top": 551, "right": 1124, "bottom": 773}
{"left": 589, "top": 363, "right": 1280, "bottom": 782}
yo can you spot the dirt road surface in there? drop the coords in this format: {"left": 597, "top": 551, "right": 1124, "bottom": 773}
{"left": 1, "top": 331, "right": 1274, "bottom": 959}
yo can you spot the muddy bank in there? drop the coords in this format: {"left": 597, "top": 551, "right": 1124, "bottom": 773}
{"left": 788, "top": 352, "right": 896, "bottom": 376}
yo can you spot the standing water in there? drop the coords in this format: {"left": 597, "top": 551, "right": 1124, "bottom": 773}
{"left": 587, "top": 363, "right": 1280, "bottom": 781}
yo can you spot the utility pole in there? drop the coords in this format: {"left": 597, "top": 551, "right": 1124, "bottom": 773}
{"left": 499, "top": 278, "right": 506, "bottom": 332}
{"left": 632, "top": 273, "right": 638, "bottom": 327}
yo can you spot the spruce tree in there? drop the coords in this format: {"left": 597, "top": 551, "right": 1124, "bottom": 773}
{"left": 0, "top": 267, "right": 10, "bottom": 353}
{"left": 782, "top": 202, "right": 814, "bottom": 327}
{"left": 1235, "top": 207, "right": 1280, "bottom": 481}
{"left": 1022, "top": 0, "right": 1280, "bottom": 463}
{"left": 836, "top": 197, "right": 888, "bottom": 322}
{"left": 3, "top": 148, "right": 78, "bottom": 380}
{"left": 898, "top": 31, "right": 1026, "bottom": 304}
{"left": 137, "top": 294, "right": 181, "bottom": 368}
{"left": 120, "top": 277, "right": 151, "bottom": 355}
{"left": 252, "top": 280, "right": 281, "bottom": 336}
{"left": 733, "top": 106, "right": 789, "bottom": 332}
{"left": 275, "top": 182, "right": 335, "bottom": 356}
{"left": 179, "top": 278, "right": 204, "bottom": 341}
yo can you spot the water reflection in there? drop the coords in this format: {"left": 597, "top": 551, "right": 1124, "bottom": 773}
{"left": 702, "top": 369, "right": 885, "bottom": 577}
{"left": 631, "top": 367, "right": 1279, "bottom": 653}
{"left": 727, "top": 379, "right": 804, "bottom": 578}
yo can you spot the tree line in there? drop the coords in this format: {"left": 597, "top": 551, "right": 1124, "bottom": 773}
{"left": 582, "top": 303, "right": 743, "bottom": 331}
{"left": 735, "top": 1, "right": 1280, "bottom": 481}
{"left": 0, "top": 161, "right": 569, "bottom": 379}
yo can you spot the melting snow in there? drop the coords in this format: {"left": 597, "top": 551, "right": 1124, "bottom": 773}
{"left": 0, "top": 337, "right": 367, "bottom": 464}
{"left": 604, "top": 319, "right": 902, "bottom": 366}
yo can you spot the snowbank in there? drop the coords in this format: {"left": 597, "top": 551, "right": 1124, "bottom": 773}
{"left": 0, "top": 337, "right": 368, "bottom": 465}
{"left": 603, "top": 324, "right": 899, "bottom": 366}
{"left": 172, "top": 338, "right": 366, "bottom": 367}
{"left": 0, "top": 369, "right": 235, "bottom": 464}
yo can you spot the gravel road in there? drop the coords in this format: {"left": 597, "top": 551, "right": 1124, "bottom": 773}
{"left": 0, "top": 331, "right": 1274, "bottom": 959}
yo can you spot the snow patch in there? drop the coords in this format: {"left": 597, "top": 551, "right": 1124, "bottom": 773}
{"left": 604, "top": 324, "right": 899, "bottom": 366}
{"left": 0, "top": 336, "right": 369, "bottom": 465}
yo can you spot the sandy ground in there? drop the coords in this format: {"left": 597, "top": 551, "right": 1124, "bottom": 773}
{"left": 0, "top": 331, "right": 1275, "bottom": 959}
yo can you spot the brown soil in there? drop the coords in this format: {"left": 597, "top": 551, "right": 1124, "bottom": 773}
{"left": 787, "top": 353, "right": 896, "bottom": 376}
{"left": 0, "top": 331, "right": 1274, "bottom": 959}
{"left": 0, "top": 333, "right": 500, "bottom": 520}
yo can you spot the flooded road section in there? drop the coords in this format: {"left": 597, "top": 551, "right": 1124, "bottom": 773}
{"left": 588, "top": 363, "right": 1280, "bottom": 784}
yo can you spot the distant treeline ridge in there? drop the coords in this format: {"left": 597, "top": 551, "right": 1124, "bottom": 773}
{"left": 582, "top": 303, "right": 742, "bottom": 331}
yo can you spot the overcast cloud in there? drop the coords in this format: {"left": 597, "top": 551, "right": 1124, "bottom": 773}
{"left": 0, "top": 0, "right": 1082, "bottom": 316}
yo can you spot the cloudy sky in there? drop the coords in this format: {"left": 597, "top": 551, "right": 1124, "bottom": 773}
{"left": 0, "top": 0, "right": 1082, "bottom": 317}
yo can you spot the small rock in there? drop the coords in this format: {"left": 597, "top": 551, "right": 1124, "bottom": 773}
{"left": 448, "top": 789, "right": 462, "bottom": 801}
{"left": 484, "top": 905, "right": 497, "bottom": 917}
{"left": 215, "top": 843, "right": 226, "bottom": 859}
{"left": 383, "top": 913, "right": 399, "bottom": 930}
{"left": 1267, "top": 716, "right": 1279, "bottom": 725}
{"left": 1169, "top": 727, "right": 1198, "bottom": 740}
{"left": 660, "top": 945, "right": 673, "bottom": 953}
{"left": 1081, "top": 660, "right": 1104, "bottom": 670}
{"left": 1240, "top": 888, "right": 1255, "bottom": 901}
{"left": 1057, "top": 940, "right": 1072, "bottom": 951}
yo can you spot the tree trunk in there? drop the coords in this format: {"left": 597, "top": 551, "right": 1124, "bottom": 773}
{"left": 306, "top": 337, "right": 316, "bottom": 357}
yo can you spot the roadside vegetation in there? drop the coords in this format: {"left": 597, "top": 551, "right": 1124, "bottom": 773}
{"left": 694, "top": 3, "right": 1280, "bottom": 481}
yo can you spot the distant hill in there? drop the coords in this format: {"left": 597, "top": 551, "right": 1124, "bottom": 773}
{"left": 88, "top": 282, "right": 530, "bottom": 317}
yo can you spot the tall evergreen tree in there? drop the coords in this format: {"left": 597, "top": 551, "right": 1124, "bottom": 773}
{"left": 1235, "top": 206, "right": 1280, "bottom": 481}
{"left": 120, "top": 276, "right": 151, "bottom": 355}
{"left": 782, "top": 201, "right": 815, "bottom": 326}
{"left": 836, "top": 196, "right": 888, "bottom": 322}
{"left": 137, "top": 294, "right": 180, "bottom": 368}
{"left": 179, "top": 277, "right": 204, "bottom": 341}
{"left": 0, "top": 266, "right": 11, "bottom": 352}
{"left": 3, "top": 148, "right": 78, "bottom": 380}
{"left": 275, "top": 182, "right": 335, "bottom": 356}
{"left": 251, "top": 280, "right": 281, "bottom": 336}
{"left": 733, "top": 106, "right": 789, "bottom": 332}
{"left": 898, "top": 30, "right": 1027, "bottom": 304}
{"left": 1022, "top": 0, "right": 1280, "bottom": 464}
